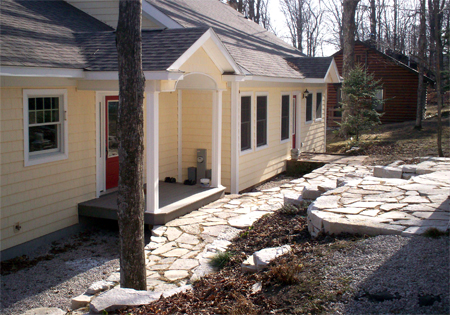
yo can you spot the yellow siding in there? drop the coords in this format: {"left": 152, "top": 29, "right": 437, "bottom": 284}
{"left": 221, "top": 89, "right": 231, "bottom": 191}
{"left": 0, "top": 87, "right": 97, "bottom": 251}
{"left": 299, "top": 88, "right": 327, "bottom": 152}
{"left": 238, "top": 86, "right": 327, "bottom": 191}
{"left": 65, "top": 0, "right": 158, "bottom": 29}
{"left": 181, "top": 90, "right": 213, "bottom": 181}
{"left": 158, "top": 91, "right": 178, "bottom": 180}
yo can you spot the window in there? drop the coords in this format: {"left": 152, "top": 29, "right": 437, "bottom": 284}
{"left": 24, "top": 89, "right": 68, "bottom": 166}
{"left": 305, "top": 93, "right": 313, "bottom": 122}
{"left": 335, "top": 85, "right": 342, "bottom": 117}
{"left": 256, "top": 95, "right": 267, "bottom": 147}
{"left": 374, "top": 89, "right": 384, "bottom": 111}
{"left": 316, "top": 92, "right": 323, "bottom": 120}
{"left": 281, "top": 94, "right": 290, "bottom": 141}
{"left": 240, "top": 95, "right": 252, "bottom": 151}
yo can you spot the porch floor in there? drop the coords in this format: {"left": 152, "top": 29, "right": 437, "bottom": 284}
{"left": 78, "top": 182, "right": 225, "bottom": 225}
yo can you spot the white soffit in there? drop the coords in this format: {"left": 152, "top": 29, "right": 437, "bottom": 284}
{"left": 142, "top": 1, "right": 183, "bottom": 29}
{"left": 168, "top": 28, "right": 241, "bottom": 75}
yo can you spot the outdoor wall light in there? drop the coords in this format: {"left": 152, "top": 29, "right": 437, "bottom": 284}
{"left": 303, "top": 89, "right": 310, "bottom": 99}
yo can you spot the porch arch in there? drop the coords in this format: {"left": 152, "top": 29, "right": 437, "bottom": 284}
{"left": 175, "top": 72, "right": 218, "bottom": 91}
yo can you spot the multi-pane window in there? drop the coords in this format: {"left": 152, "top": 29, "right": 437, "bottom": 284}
{"left": 241, "top": 95, "right": 252, "bottom": 151}
{"left": 24, "top": 89, "right": 68, "bottom": 166}
{"left": 256, "top": 95, "right": 267, "bottom": 147}
{"left": 306, "top": 93, "right": 313, "bottom": 122}
{"left": 28, "top": 96, "right": 61, "bottom": 153}
{"left": 281, "top": 95, "right": 290, "bottom": 141}
{"left": 316, "top": 92, "right": 323, "bottom": 119}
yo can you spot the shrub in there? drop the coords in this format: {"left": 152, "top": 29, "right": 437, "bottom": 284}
{"left": 268, "top": 260, "right": 303, "bottom": 285}
{"left": 209, "top": 251, "right": 233, "bottom": 269}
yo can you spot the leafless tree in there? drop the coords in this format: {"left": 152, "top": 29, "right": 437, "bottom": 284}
{"left": 415, "top": 0, "right": 427, "bottom": 130}
{"left": 116, "top": 0, "right": 146, "bottom": 290}
{"left": 228, "top": 0, "right": 272, "bottom": 30}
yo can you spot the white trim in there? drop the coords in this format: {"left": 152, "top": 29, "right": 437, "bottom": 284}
{"left": 2, "top": 66, "right": 83, "bottom": 78}
{"left": 325, "top": 58, "right": 342, "bottom": 83}
{"left": 255, "top": 92, "right": 269, "bottom": 149}
{"left": 23, "top": 89, "right": 68, "bottom": 167}
{"left": 177, "top": 90, "right": 183, "bottom": 183}
{"left": 294, "top": 92, "right": 301, "bottom": 150}
{"left": 230, "top": 81, "right": 240, "bottom": 194}
{"left": 239, "top": 91, "right": 254, "bottom": 155}
{"left": 280, "top": 92, "right": 291, "bottom": 144}
{"left": 95, "top": 91, "right": 119, "bottom": 197}
{"left": 175, "top": 72, "right": 218, "bottom": 91}
{"left": 223, "top": 74, "right": 328, "bottom": 84}
{"left": 142, "top": 1, "right": 183, "bottom": 29}
{"left": 168, "top": 29, "right": 241, "bottom": 74}
{"left": 145, "top": 81, "right": 160, "bottom": 214}
{"left": 211, "top": 90, "right": 223, "bottom": 188}
{"left": 83, "top": 71, "right": 184, "bottom": 81}
{"left": 314, "top": 90, "right": 324, "bottom": 122}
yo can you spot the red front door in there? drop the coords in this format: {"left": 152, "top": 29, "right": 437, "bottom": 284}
{"left": 105, "top": 96, "right": 119, "bottom": 190}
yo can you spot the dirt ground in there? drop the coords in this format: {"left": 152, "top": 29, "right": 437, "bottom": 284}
{"left": 327, "top": 106, "right": 450, "bottom": 166}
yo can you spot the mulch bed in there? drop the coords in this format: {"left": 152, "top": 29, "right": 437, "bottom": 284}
{"left": 121, "top": 206, "right": 359, "bottom": 315}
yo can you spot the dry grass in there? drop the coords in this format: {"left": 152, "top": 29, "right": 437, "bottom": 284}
{"left": 327, "top": 105, "right": 450, "bottom": 165}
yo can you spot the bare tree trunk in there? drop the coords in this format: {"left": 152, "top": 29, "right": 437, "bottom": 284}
{"left": 116, "top": 0, "right": 146, "bottom": 290}
{"left": 433, "top": 0, "right": 444, "bottom": 157}
{"left": 415, "top": 0, "right": 426, "bottom": 130}
{"left": 429, "top": 0, "right": 436, "bottom": 69}
{"left": 393, "top": 0, "right": 398, "bottom": 51}
{"left": 297, "top": 0, "right": 304, "bottom": 52}
{"left": 370, "top": 0, "right": 376, "bottom": 44}
{"left": 340, "top": 0, "right": 360, "bottom": 138}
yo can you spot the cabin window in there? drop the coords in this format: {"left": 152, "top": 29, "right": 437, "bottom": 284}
{"left": 305, "top": 93, "right": 313, "bottom": 122}
{"left": 335, "top": 85, "right": 342, "bottom": 117}
{"left": 256, "top": 94, "right": 268, "bottom": 147}
{"left": 281, "top": 94, "right": 290, "bottom": 141}
{"left": 23, "top": 89, "right": 68, "bottom": 166}
{"left": 374, "top": 89, "right": 384, "bottom": 111}
{"left": 240, "top": 95, "right": 252, "bottom": 152}
{"left": 316, "top": 92, "right": 323, "bottom": 120}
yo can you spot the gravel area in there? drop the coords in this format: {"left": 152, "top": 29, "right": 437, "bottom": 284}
{"left": 1, "top": 229, "right": 120, "bottom": 315}
{"left": 324, "top": 235, "right": 449, "bottom": 314}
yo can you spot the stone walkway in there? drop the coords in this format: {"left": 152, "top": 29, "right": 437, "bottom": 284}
{"left": 74, "top": 156, "right": 449, "bottom": 313}
{"left": 308, "top": 157, "right": 450, "bottom": 237}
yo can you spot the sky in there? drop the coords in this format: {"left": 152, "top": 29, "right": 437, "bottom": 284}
{"left": 267, "top": 0, "right": 338, "bottom": 57}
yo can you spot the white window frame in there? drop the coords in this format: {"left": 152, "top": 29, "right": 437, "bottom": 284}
{"left": 255, "top": 92, "right": 269, "bottom": 151}
{"left": 23, "top": 89, "right": 68, "bottom": 167}
{"left": 239, "top": 92, "right": 254, "bottom": 156}
{"left": 280, "top": 92, "right": 291, "bottom": 144}
{"left": 315, "top": 90, "right": 323, "bottom": 122}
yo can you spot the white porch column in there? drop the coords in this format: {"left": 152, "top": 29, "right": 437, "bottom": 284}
{"left": 230, "top": 81, "right": 240, "bottom": 194}
{"left": 145, "top": 81, "right": 160, "bottom": 214}
{"left": 177, "top": 90, "right": 183, "bottom": 182}
{"left": 211, "top": 90, "right": 223, "bottom": 188}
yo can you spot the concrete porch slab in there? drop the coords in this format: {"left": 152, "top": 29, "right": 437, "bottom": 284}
{"left": 78, "top": 182, "right": 225, "bottom": 225}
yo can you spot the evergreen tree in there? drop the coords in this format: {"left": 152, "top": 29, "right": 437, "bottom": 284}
{"left": 338, "top": 65, "right": 384, "bottom": 141}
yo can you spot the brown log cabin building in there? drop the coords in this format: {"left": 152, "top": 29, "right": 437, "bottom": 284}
{"left": 327, "top": 40, "right": 433, "bottom": 128}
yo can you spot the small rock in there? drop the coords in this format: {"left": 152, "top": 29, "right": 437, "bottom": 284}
{"left": 71, "top": 293, "right": 94, "bottom": 310}
{"left": 86, "top": 280, "right": 115, "bottom": 295}
{"left": 251, "top": 282, "right": 262, "bottom": 294}
{"left": 301, "top": 186, "right": 323, "bottom": 200}
{"left": 253, "top": 245, "right": 292, "bottom": 270}
{"left": 242, "top": 255, "right": 257, "bottom": 273}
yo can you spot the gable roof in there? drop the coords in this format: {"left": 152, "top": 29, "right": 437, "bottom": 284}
{"left": 79, "top": 28, "right": 210, "bottom": 72}
{"left": 331, "top": 40, "right": 433, "bottom": 82}
{"left": 0, "top": 0, "right": 112, "bottom": 69}
{"left": 285, "top": 57, "right": 334, "bottom": 79}
{"left": 145, "top": 0, "right": 315, "bottom": 79}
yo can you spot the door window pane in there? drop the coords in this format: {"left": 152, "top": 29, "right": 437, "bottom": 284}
{"left": 108, "top": 101, "right": 119, "bottom": 157}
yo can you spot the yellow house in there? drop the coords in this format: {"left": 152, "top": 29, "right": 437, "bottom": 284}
{"left": 0, "top": 0, "right": 340, "bottom": 259}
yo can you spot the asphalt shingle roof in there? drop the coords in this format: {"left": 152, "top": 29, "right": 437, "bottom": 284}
{"left": 79, "top": 28, "right": 209, "bottom": 71}
{"left": 285, "top": 57, "right": 333, "bottom": 79}
{"left": 146, "top": 0, "right": 312, "bottom": 78}
{"left": 0, "top": 0, "right": 112, "bottom": 68}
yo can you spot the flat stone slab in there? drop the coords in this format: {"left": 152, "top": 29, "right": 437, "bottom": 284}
{"left": 228, "top": 211, "right": 270, "bottom": 228}
{"left": 169, "top": 258, "right": 199, "bottom": 270}
{"left": 24, "top": 308, "right": 66, "bottom": 315}
{"left": 86, "top": 280, "right": 115, "bottom": 295}
{"left": 164, "top": 270, "right": 190, "bottom": 281}
{"left": 90, "top": 288, "right": 162, "bottom": 313}
{"left": 373, "top": 166, "right": 402, "bottom": 178}
{"left": 72, "top": 293, "right": 94, "bottom": 310}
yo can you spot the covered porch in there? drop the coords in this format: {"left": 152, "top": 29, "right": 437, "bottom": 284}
{"left": 78, "top": 181, "right": 225, "bottom": 225}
